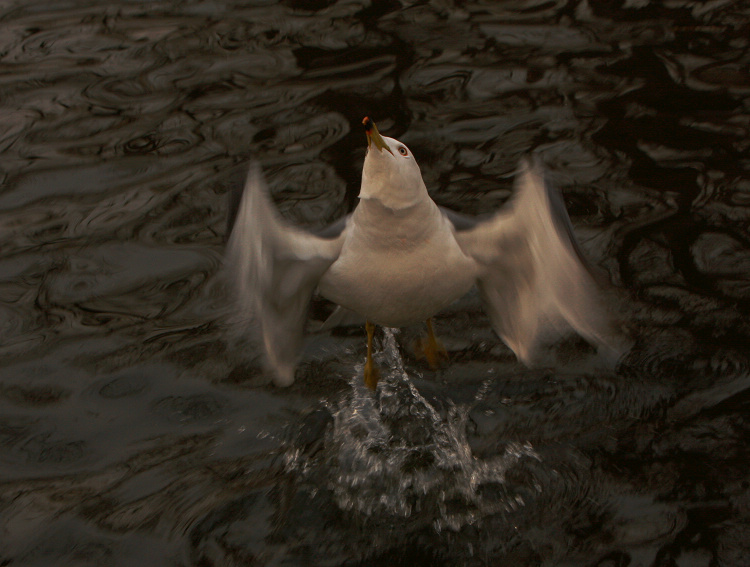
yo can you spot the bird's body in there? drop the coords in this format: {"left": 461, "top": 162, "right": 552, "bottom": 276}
{"left": 318, "top": 196, "right": 476, "bottom": 327}
{"left": 226, "top": 118, "right": 626, "bottom": 387}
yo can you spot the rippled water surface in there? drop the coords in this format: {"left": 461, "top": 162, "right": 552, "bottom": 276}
{"left": 2, "top": 1, "right": 750, "bottom": 565}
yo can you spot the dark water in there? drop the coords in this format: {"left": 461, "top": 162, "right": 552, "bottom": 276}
{"left": 2, "top": 1, "right": 750, "bottom": 565}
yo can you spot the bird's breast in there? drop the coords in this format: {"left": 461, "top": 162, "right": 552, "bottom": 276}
{"left": 318, "top": 222, "right": 477, "bottom": 327}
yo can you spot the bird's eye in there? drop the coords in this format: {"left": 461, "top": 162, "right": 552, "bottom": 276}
{"left": 398, "top": 146, "right": 408, "bottom": 156}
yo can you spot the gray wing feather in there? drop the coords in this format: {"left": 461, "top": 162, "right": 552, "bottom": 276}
{"left": 225, "top": 165, "right": 346, "bottom": 386}
{"left": 317, "top": 305, "right": 365, "bottom": 331}
{"left": 314, "top": 214, "right": 350, "bottom": 238}
{"left": 456, "top": 158, "right": 624, "bottom": 365}
{"left": 440, "top": 207, "right": 480, "bottom": 231}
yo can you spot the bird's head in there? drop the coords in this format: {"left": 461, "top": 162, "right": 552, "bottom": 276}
{"left": 359, "top": 117, "right": 428, "bottom": 209}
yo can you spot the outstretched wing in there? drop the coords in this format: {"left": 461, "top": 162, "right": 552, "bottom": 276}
{"left": 225, "top": 165, "right": 346, "bottom": 386}
{"left": 454, "top": 158, "right": 625, "bottom": 365}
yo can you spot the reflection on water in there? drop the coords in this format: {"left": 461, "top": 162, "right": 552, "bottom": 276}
{"left": 1, "top": 0, "right": 750, "bottom": 565}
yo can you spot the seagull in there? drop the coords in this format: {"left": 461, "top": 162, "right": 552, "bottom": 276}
{"left": 226, "top": 117, "right": 624, "bottom": 389}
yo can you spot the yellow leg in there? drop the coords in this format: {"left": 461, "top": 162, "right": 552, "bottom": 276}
{"left": 415, "top": 318, "right": 449, "bottom": 370}
{"left": 364, "top": 320, "right": 380, "bottom": 390}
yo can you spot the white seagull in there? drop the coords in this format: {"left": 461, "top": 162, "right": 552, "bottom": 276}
{"left": 226, "top": 117, "right": 624, "bottom": 388}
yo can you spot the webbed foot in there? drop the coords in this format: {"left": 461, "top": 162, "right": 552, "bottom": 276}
{"left": 364, "top": 356, "right": 381, "bottom": 390}
{"left": 414, "top": 318, "right": 449, "bottom": 370}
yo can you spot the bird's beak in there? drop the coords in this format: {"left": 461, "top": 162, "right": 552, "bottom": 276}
{"left": 362, "top": 117, "right": 393, "bottom": 155}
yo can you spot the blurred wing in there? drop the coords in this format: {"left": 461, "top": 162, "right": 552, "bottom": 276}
{"left": 454, "top": 158, "right": 623, "bottom": 365}
{"left": 439, "top": 207, "right": 482, "bottom": 231}
{"left": 317, "top": 305, "right": 365, "bottom": 331}
{"left": 225, "top": 165, "right": 346, "bottom": 386}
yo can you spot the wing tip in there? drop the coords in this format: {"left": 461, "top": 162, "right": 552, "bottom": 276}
{"left": 226, "top": 162, "right": 266, "bottom": 238}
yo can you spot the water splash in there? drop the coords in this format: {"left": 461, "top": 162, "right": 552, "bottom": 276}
{"left": 286, "top": 329, "right": 540, "bottom": 531}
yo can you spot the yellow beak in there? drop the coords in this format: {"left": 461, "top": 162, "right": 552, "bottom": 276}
{"left": 363, "top": 117, "right": 393, "bottom": 155}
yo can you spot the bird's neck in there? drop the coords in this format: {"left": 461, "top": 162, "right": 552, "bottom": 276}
{"left": 358, "top": 192, "right": 422, "bottom": 210}
{"left": 358, "top": 168, "right": 429, "bottom": 210}
{"left": 351, "top": 196, "right": 441, "bottom": 248}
